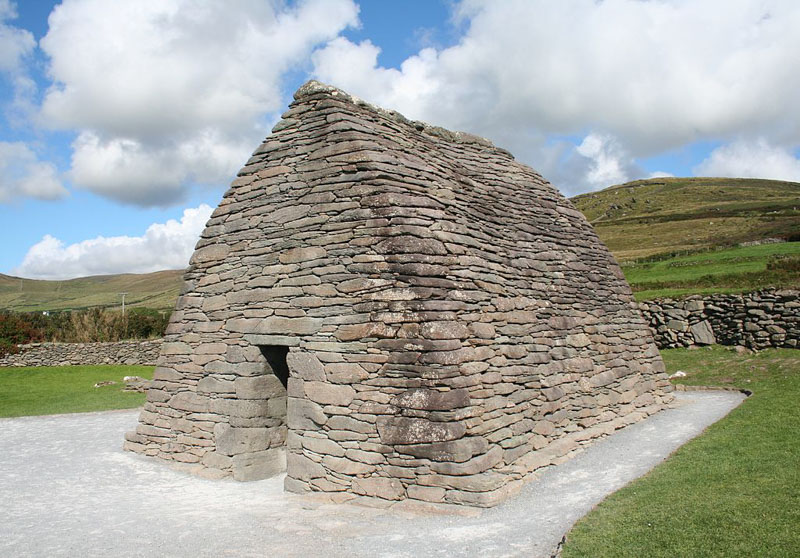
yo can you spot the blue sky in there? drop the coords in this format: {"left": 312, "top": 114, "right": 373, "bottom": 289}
{"left": 1, "top": 0, "right": 799, "bottom": 279}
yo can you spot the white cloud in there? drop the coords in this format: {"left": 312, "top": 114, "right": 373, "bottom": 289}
{"left": 13, "top": 204, "right": 213, "bottom": 279}
{"left": 312, "top": 0, "right": 800, "bottom": 193}
{"left": 575, "top": 133, "right": 638, "bottom": 189}
{"left": 694, "top": 139, "right": 800, "bottom": 181}
{"left": 39, "top": 0, "right": 359, "bottom": 206}
{"left": 0, "top": 0, "right": 34, "bottom": 73}
{"left": 0, "top": 141, "right": 67, "bottom": 202}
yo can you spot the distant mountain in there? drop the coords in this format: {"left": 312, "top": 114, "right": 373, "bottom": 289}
{"left": 0, "top": 269, "right": 184, "bottom": 312}
{"left": 570, "top": 177, "right": 800, "bottom": 261}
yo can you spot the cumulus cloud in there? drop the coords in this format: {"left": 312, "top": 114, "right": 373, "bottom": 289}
{"left": 574, "top": 133, "right": 639, "bottom": 189}
{"left": 13, "top": 204, "right": 213, "bottom": 279}
{"left": 0, "top": 141, "right": 67, "bottom": 202}
{"left": 312, "top": 0, "right": 800, "bottom": 192}
{"left": 0, "top": 0, "right": 38, "bottom": 125}
{"left": 694, "top": 139, "right": 800, "bottom": 182}
{"left": 0, "top": 0, "right": 34, "bottom": 73}
{"left": 39, "top": 0, "right": 359, "bottom": 206}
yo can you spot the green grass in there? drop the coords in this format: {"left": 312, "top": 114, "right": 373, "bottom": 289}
{"left": 0, "top": 365, "right": 154, "bottom": 417}
{"left": 561, "top": 347, "right": 800, "bottom": 557}
{"left": 622, "top": 242, "right": 800, "bottom": 300}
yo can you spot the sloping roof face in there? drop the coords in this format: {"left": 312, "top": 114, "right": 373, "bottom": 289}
{"left": 126, "top": 81, "right": 673, "bottom": 507}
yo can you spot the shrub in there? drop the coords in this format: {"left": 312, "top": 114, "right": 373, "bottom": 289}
{"left": 0, "top": 307, "right": 169, "bottom": 349}
{"left": 0, "top": 311, "right": 43, "bottom": 356}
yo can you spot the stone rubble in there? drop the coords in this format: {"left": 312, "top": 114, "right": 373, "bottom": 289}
{"left": 124, "top": 80, "right": 674, "bottom": 507}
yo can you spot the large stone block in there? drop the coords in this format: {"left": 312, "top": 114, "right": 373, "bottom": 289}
{"left": 234, "top": 375, "right": 285, "bottom": 399}
{"left": 285, "top": 351, "right": 326, "bottom": 381}
{"left": 377, "top": 417, "right": 466, "bottom": 445}
{"left": 352, "top": 477, "right": 405, "bottom": 500}
{"left": 287, "top": 398, "right": 328, "bottom": 430}
{"left": 397, "top": 437, "right": 488, "bottom": 462}
{"left": 214, "top": 424, "right": 271, "bottom": 456}
{"left": 303, "top": 381, "right": 355, "bottom": 406}
{"left": 256, "top": 316, "right": 323, "bottom": 335}
{"left": 232, "top": 447, "right": 286, "bottom": 481}
{"left": 690, "top": 320, "right": 716, "bottom": 345}
{"left": 390, "top": 388, "right": 470, "bottom": 411}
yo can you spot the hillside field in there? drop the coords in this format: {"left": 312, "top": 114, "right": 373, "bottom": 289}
{"left": 623, "top": 241, "right": 800, "bottom": 300}
{"left": 0, "top": 270, "right": 183, "bottom": 312}
{"left": 570, "top": 177, "right": 800, "bottom": 261}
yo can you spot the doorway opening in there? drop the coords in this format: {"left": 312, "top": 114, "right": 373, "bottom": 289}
{"left": 260, "top": 345, "right": 290, "bottom": 388}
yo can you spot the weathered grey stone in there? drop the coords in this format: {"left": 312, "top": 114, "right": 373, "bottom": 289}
{"left": 352, "top": 477, "right": 405, "bottom": 500}
{"left": 390, "top": 388, "right": 470, "bottom": 411}
{"left": 232, "top": 447, "right": 286, "bottom": 481}
{"left": 287, "top": 398, "right": 328, "bottom": 430}
{"left": 234, "top": 375, "right": 285, "bottom": 399}
{"left": 286, "top": 452, "right": 326, "bottom": 481}
{"left": 690, "top": 320, "right": 716, "bottom": 345}
{"left": 398, "top": 437, "right": 489, "bottom": 462}
{"left": 303, "top": 381, "right": 356, "bottom": 406}
{"left": 286, "top": 352, "right": 326, "bottom": 381}
{"left": 214, "top": 424, "right": 270, "bottom": 456}
{"left": 377, "top": 417, "right": 466, "bottom": 445}
{"left": 279, "top": 247, "right": 326, "bottom": 264}
{"left": 256, "top": 316, "right": 323, "bottom": 335}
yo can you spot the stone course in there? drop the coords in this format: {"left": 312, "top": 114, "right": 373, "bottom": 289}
{"left": 639, "top": 289, "right": 798, "bottom": 350}
{"left": 0, "top": 340, "right": 162, "bottom": 367}
{"left": 125, "top": 80, "right": 673, "bottom": 506}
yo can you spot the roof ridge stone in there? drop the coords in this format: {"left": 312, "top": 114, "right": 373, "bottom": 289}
{"left": 292, "top": 80, "right": 504, "bottom": 153}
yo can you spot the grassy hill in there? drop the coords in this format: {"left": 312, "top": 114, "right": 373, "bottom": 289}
{"left": 570, "top": 177, "right": 800, "bottom": 261}
{"left": 0, "top": 269, "right": 184, "bottom": 312}
{"left": 571, "top": 177, "right": 800, "bottom": 299}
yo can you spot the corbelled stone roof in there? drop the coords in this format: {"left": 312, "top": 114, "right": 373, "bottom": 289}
{"left": 126, "top": 80, "right": 674, "bottom": 507}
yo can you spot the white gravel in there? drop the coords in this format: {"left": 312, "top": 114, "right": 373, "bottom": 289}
{"left": 0, "top": 390, "right": 745, "bottom": 558}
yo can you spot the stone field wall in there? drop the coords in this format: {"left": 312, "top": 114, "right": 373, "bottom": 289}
{"left": 638, "top": 289, "right": 799, "bottom": 350}
{"left": 125, "top": 80, "right": 673, "bottom": 507}
{"left": 0, "top": 340, "right": 163, "bottom": 367}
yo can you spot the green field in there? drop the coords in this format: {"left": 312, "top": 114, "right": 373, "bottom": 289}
{"left": 0, "top": 365, "right": 154, "bottom": 417}
{"left": 623, "top": 242, "right": 800, "bottom": 300}
{"left": 562, "top": 347, "right": 800, "bottom": 557}
{"left": 0, "top": 269, "right": 183, "bottom": 312}
{"left": 571, "top": 177, "right": 800, "bottom": 261}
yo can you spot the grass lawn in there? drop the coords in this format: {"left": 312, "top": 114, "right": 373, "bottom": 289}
{"left": 0, "top": 365, "right": 154, "bottom": 418}
{"left": 561, "top": 346, "right": 800, "bottom": 557}
{"left": 622, "top": 242, "right": 800, "bottom": 300}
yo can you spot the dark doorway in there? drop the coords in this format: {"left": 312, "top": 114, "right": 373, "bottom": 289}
{"left": 259, "top": 345, "right": 290, "bottom": 388}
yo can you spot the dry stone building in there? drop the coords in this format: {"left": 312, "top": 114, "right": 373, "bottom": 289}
{"left": 125, "top": 81, "right": 674, "bottom": 507}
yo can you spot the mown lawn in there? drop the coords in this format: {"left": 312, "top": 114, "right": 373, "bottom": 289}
{"left": 621, "top": 242, "right": 800, "bottom": 300}
{"left": 0, "top": 365, "right": 154, "bottom": 417}
{"left": 561, "top": 347, "right": 800, "bottom": 557}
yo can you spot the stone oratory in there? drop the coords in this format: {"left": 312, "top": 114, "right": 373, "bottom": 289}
{"left": 125, "top": 81, "right": 673, "bottom": 507}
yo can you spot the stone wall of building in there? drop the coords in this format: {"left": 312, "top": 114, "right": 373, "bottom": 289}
{"left": 125, "top": 80, "right": 673, "bottom": 507}
{"left": 0, "top": 339, "right": 163, "bottom": 367}
{"left": 638, "top": 289, "right": 798, "bottom": 350}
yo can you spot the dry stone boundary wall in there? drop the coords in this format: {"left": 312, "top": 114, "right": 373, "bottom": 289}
{"left": 0, "top": 340, "right": 163, "bottom": 367}
{"left": 638, "top": 289, "right": 798, "bottom": 350}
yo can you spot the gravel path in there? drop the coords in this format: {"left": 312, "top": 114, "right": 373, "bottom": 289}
{"left": 0, "top": 391, "right": 744, "bottom": 558}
